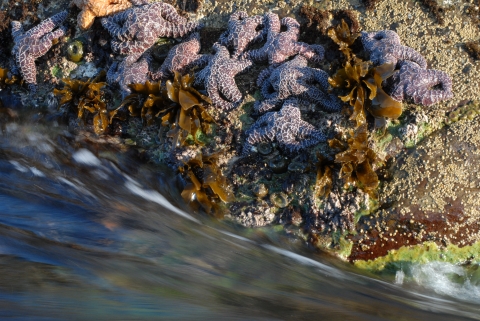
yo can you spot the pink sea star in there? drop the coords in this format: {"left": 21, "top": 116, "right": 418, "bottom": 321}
{"left": 150, "top": 32, "right": 209, "bottom": 81}
{"left": 360, "top": 30, "right": 427, "bottom": 68}
{"left": 218, "top": 11, "right": 265, "bottom": 58}
{"left": 107, "top": 51, "right": 152, "bottom": 99}
{"left": 194, "top": 43, "right": 252, "bottom": 110}
{"left": 385, "top": 60, "right": 453, "bottom": 106}
{"left": 244, "top": 13, "right": 324, "bottom": 65}
{"left": 11, "top": 10, "right": 68, "bottom": 92}
{"left": 254, "top": 55, "right": 342, "bottom": 113}
{"left": 244, "top": 98, "right": 326, "bottom": 154}
{"left": 101, "top": 2, "right": 200, "bottom": 65}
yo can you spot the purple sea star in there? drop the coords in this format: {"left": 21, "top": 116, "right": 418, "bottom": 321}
{"left": 101, "top": 2, "right": 200, "bottom": 65}
{"left": 194, "top": 43, "right": 252, "bottom": 110}
{"left": 107, "top": 51, "right": 152, "bottom": 99}
{"left": 254, "top": 55, "right": 343, "bottom": 113}
{"left": 244, "top": 13, "right": 324, "bottom": 65}
{"left": 11, "top": 10, "right": 68, "bottom": 92}
{"left": 151, "top": 32, "right": 209, "bottom": 81}
{"left": 218, "top": 11, "right": 265, "bottom": 58}
{"left": 385, "top": 60, "right": 453, "bottom": 106}
{"left": 360, "top": 30, "right": 427, "bottom": 68}
{"left": 244, "top": 98, "right": 326, "bottom": 154}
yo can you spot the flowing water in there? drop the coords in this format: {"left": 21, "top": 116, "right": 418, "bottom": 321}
{"left": 1, "top": 119, "right": 479, "bottom": 320}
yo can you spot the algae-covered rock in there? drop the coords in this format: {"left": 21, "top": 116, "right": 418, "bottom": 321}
{"left": 350, "top": 119, "right": 480, "bottom": 270}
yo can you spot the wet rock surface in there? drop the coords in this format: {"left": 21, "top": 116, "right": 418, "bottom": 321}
{"left": 350, "top": 118, "right": 480, "bottom": 264}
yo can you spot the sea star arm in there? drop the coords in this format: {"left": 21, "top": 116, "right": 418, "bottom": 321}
{"left": 11, "top": 21, "right": 24, "bottom": 42}
{"left": 17, "top": 54, "right": 37, "bottom": 90}
{"left": 407, "top": 68, "right": 453, "bottom": 106}
{"left": 25, "top": 10, "right": 68, "bottom": 38}
{"left": 107, "top": 61, "right": 120, "bottom": 83}
{"left": 101, "top": 14, "right": 132, "bottom": 41}
{"left": 34, "top": 26, "right": 67, "bottom": 58}
{"left": 297, "top": 44, "right": 325, "bottom": 63}
{"left": 396, "top": 45, "right": 427, "bottom": 69}
{"left": 157, "top": 2, "right": 188, "bottom": 24}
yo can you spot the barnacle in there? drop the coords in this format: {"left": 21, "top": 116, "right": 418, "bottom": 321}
{"left": 0, "top": 67, "right": 19, "bottom": 88}
{"left": 66, "top": 40, "right": 84, "bottom": 63}
{"left": 54, "top": 71, "right": 113, "bottom": 134}
{"left": 179, "top": 151, "right": 234, "bottom": 217}
{"left": 116, "top": 71, "right": 214, "bottom": 147}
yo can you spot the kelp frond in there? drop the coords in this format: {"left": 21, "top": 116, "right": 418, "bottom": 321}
{"left": 179, "top": 151, "right": 234, "bottom": 217}
{"left": 0, "top": 68, "right": 19, "bottom": 88}
{"left": 114, "top": 72, "right": 214, "bottom": 147}
{"left": 54, "top": 71, "right": 113, "bottom": 134}
{"left": 329, "top": 124, "right": 381, "bottom": 195}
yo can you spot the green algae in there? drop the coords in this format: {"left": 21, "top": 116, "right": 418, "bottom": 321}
{"left": 354, "top": 241, "right": 480, "bottom": 273}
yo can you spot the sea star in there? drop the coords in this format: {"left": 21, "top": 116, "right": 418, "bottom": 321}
{"left": 360, "top": 30, "right": 427, "bottom": 68}
{"left": 385, "top": 60, "right": 453, "bottom": 106}
{"left": 218, "top": 11, "right": 265, "bottom": 58}
{"left": 11, "top": 10, "right": 68, "bottom": 92}
{"left": 244, "top": 98, "right": 326, "bottom": 154}
{"left": 244, "top": 13, "right": 324, "bottom": 65}
{"left": 254, "top": 55, "right": 343, "bottom": 113}
{"left": 71, "top": 0, "right": 148, "bottom": 30}
{"left": 151, "top": 32, "right": 209, "bottom": 81}
{"left": 194, "top": 43, "right": 252, "bottom": 110}
{"left": 107, "top": 51, "right": 151, "bottom": 99}
{"left": 101, "top": 2, "right": 200, "bottom": 65}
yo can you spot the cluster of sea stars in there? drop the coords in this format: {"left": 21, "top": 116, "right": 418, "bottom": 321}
{"left": 361, "top": 30, "right": 453, "bottom": 106}
{"left": 244, "top": 98, "right": 326, "bottom": 154}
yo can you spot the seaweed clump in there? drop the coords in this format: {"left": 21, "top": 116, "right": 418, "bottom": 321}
{"left": 325, "top": 20, "right": 402, "bottom": 194}
{"left": 116, "top": 72, "right": 214, "bottom": 147}
{"left": 179, "top": 151, "right": 234, "bottom": 217}
{"left": 418, "top": 0, "right": 445, "bottom": 25}
{"left": 465, "top": 41, "right": 480, "bottom": 60}
{"left": 362, "top": 0, "right": 383, "bottom": 11}
{"left": 0, "top": 67, "right": 20, "bottom": 88}
{"left": 299, "top": 6, "right": 360, "bottom": 36}
{"left": 53, "top": 71, "right": 113, "bottom": 134}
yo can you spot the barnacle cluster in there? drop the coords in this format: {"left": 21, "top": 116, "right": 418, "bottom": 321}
{"left": 53, "top": 71, "right": 113, "bottom": 134}
{"left": 179, "top": 151, "right": 233, "bottom": 217}
{"left": 116, "top": 72, "right": 214, "bottom": 147}
{"left": 445, "top": 101, "right": 480, "bottom": 124}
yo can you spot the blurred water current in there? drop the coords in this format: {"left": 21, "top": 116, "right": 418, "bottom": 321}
{"left": 0, "top": 121, "right": 479, "bottom": 320}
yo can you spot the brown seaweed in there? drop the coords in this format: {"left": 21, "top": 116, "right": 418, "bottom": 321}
{"left": 53, "top": 71, "right": 113, "bottom": 134}
{"left": 328, "top": 21, "right": 402, "bottom": 128}
{"left": 329, "top": 124, "right": 380, "bottom": 194}
{"left": 0, "top": 67, "right": 20, "bottom": 88}
{"left": 465, "top": 41, "right": 480, "bottom": 60}
{"left": 116, "top": 72, "right": 214, "bottom": 147}
{"left": 179, "top": 151, "right": 234, "bottom": 217}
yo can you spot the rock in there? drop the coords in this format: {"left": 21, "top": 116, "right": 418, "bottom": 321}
{"left": 351, "top": 119, "right": 480, "bottom": 270}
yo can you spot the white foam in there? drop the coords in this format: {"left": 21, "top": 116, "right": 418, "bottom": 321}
{"left": 410, "top": 261, "right": 480, "bottom": 302}
{"left": 262, "top": 244, "right": 344, "bottom": 277}
{"left": 9, "top": 160, "right": 28, "bottom": 173}
{"left": 29, "top": 167, "right": 45, "bottom": 177}
{"left": 125, "top": 180, "right": 199, "bottom": 223}
{"left": 72, "top": 149, "right": 102, "bottom": 166}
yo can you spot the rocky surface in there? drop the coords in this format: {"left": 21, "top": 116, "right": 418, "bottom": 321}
{"left": 0, "top": 0, "right": 479, "bottom": 272}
